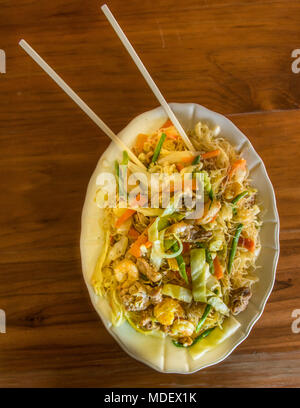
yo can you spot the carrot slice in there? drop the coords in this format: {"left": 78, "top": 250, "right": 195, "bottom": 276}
{"left": 239, "top": 237, "right": 255, "bottom": 253}
{"left": 181, "top": 155, "right": 195, "bottom": 164}
{"left": 213, "top": 256, "right": 224, "bottom": 280}
{"left": 161, "top": 119, "right": 173, "bottom": 128}
{"left": 202, "top": 149, "right": 220, "bottom": 159}
{"left": 128, "top": 227, "right": 140, "bottom": 240}
{"left": 115, "top": 209, "right": 136, "bottom": 229}
{"left": 182, "top": 242, "right": 190, "bottom": 254}
{"left": 135, "top": 133, "right": 149, "bottom": 153}
{"left": 128, "top": 233, "right": 148, "bottom": 258}
{"left": 176, "top": 163, "right": 185, "bottom": 172}
{"left": 128, "top": 221, "right": 154, "bottom": 258}
{"left": 228, "top": 159, "right": 246, "bottom": 179}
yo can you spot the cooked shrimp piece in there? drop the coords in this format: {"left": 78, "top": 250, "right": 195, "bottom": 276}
{"left": 136, "top": 258, "right": 162, "bottom": 283}
{"left": 113, "top": 259, "right": 139, "bottom": 283}
{"left": 196, "top": 200, "right": 221, "bottom": 225}
{"left": 106, "top": 236, "right": 128, "bottom": 265}
{"left": 154, "top": 298, "right": 184, "bottom": 326}
{"left": 168, "top": 221, "right": 189, "bottom": 235}
{"left": 119, "top": 281, "right": 150, "bottom": 311}
{"left": 169, "top": 319, "right": 195, "bottom": 337}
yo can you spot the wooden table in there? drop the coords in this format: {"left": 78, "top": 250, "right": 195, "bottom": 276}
{"left": 1, "top": 0, "right": 300, "bottom": 388}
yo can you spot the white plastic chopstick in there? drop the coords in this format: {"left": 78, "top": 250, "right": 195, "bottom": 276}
{"left": 19, "top": 39, "right": 146, "bottom": 169}
{"left": 101, "top": 4, "right": 195, "bottom": 152}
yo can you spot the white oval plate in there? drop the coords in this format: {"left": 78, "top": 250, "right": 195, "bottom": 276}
{"left": 80, "top": 103, "right": 280, "bottom": 373}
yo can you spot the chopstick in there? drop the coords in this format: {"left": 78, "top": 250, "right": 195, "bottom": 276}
{"left": 101, "top": 4, "right": 196, "bottom": 152}
{"left": 18, "top": 39, "right": 146, "bottom": 170}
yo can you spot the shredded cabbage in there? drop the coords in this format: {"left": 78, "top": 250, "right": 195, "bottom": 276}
{"left": 148, "top": 193, "right": 184, "bottom": 268}
{"left": 190, "top": 248, "right": 207, "bottom": 302}
{"left": 207, "top": 290, "right": 230, "bottom": 316}
{"left": 162, "top": 284, "right": 193, "bottom": 303}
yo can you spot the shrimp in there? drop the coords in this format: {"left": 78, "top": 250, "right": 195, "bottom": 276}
{"left": 113, "top": 259, "right": 139, "bottom": 283}
{"left": 196, "top": 200, "right": 221, "bottom": 225}
{"left": 169, "top": 319, "right": 195, "bottom": 337}
{"left": 154, "top": 298, "right": 184, "bottom": 326}
{"left": 168, "top": 221, "right": 189, "bottom": 235}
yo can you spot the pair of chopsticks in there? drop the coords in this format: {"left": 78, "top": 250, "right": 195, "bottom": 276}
{"left": 19, "top": 4, "right": 195, "bottom": 169}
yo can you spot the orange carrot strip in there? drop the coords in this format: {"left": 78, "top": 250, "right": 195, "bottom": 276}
{"left": 116, "top": 194, "right": 148, "bottom": 229}
{"left": 202, "top": 149, "right": 220, "bottom": 159}
{"left": 115, "top": 209, "right": 136, "bottom": 229}
{"left": 144, "top": 241, "right": 153, "bottom": 249}
{"left": 181, "top": 155, "right": 195, "bottom": 164}
{"left": 176, "top": 163, "right": 185, "bottom": 172}
{"left": 161, "top": 119, "right": 173, "bottom": 128}
{"left": 213, "top": 256, "right": 224, "bottom": 280}
{"left": 182, "top": 242, "right": 190, "bottom": 255}
{"left": 239, "top": 237, "right": 255, "bottom": 253}
{"left": 135, "top": 133, "right": 149, "bottom": 153}
{"left": 228, "top": 159, "right": 246, "bottom": 179}
{"left": 128, "top": 227, "right": 140, "bottom": 240}
{"left": 209, "top": 213, "right": 219, "bottom": 223}
{"left": 128, "top": 233, "right": 148, "bottom": 258}
{"left": 128, "top": 220, "right": 155, "bottom": 258}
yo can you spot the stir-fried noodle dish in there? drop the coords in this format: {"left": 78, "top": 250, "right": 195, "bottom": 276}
{"left": 92, "top": 119, "right": 261, "bottom": 355}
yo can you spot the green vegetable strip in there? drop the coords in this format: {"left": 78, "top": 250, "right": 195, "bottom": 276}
{"left": 152, "top": 132, "right": 167, "bottom": 163}
{"left": 172, "top": 241, "right": 188, "bottom": 284}
{"left": 172, "top": 327, "right": 215, "bottom": 348}
{"left": 157, "top": 217, "right": 170, "bottom": 232}
{"left": 232, "top": 190, "right": 248, "bottom": 215}
{"left": 115, "top": 151, "right": 129, "bottom": 198}
{"left": 157, "top": 213, "right": 185, "bottom": 232}
{"left": 115, "top": 160, "right": 119, "bottom": 177}
{"left": 121, "top": 150, "right": 129, "bottom": 165}
{"left": 190, "top": 248, "right": 206, "bottom": 302}
{"left": 227, "top": 223, "right": 243, "bottom": 274}
{"left": 232, "top": 190, "right": 248, "bottom": 205}
{"left": 192, "top": 327, "right": 216, "bottom": 345}
{"left": 192, "top": 155, "right": 200, "bottom": 165}
{"left": 208, "top": 188, "right": 214, "bottom": 202}
{"left": 205, "top": 249, "right": 214, "bottom": 275}
{"left": 164, "top": 238, "right": 177, "bottom": 250}
{"left": 196, "top": 304, "right": 212, "bottom": 333}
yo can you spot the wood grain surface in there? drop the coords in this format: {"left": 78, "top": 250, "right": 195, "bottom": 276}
{"left": 0, "top": 0, "right": 300, "bottom": 387}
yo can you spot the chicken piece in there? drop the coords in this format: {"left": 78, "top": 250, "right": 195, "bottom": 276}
{"left": 177, "top": 336, "right": 193, "bottom": 347}
{"left": 133, "top": 212, "right": 149, "bottom": 234}
{"left": 154, "top": 298, "right": 184, "bottom": 326}
{"left": 136, "top": 258, "right": 162, "bottom": 283}
{"left": 184, "top": 228, "right": 212, "bottom": 243}
{"left": 113, "top": 259, "right": 139, "bottom": 283}
{"left": 148, "top": 286, "right": 163, "bottom": 304}
{"left": 230, "top": 286, "right": 252, "bottom": 315}
{"left": 167, "top": 222, "right": 212, "bottom": 242}
{"left": 139, "top": 308, "right": 158, "bottom": 331}
{"left": 169, "top": 319, "right": 195, "bottom": 337}
{"left": 119, "top": 281, "right": 150, "bottom": 312}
